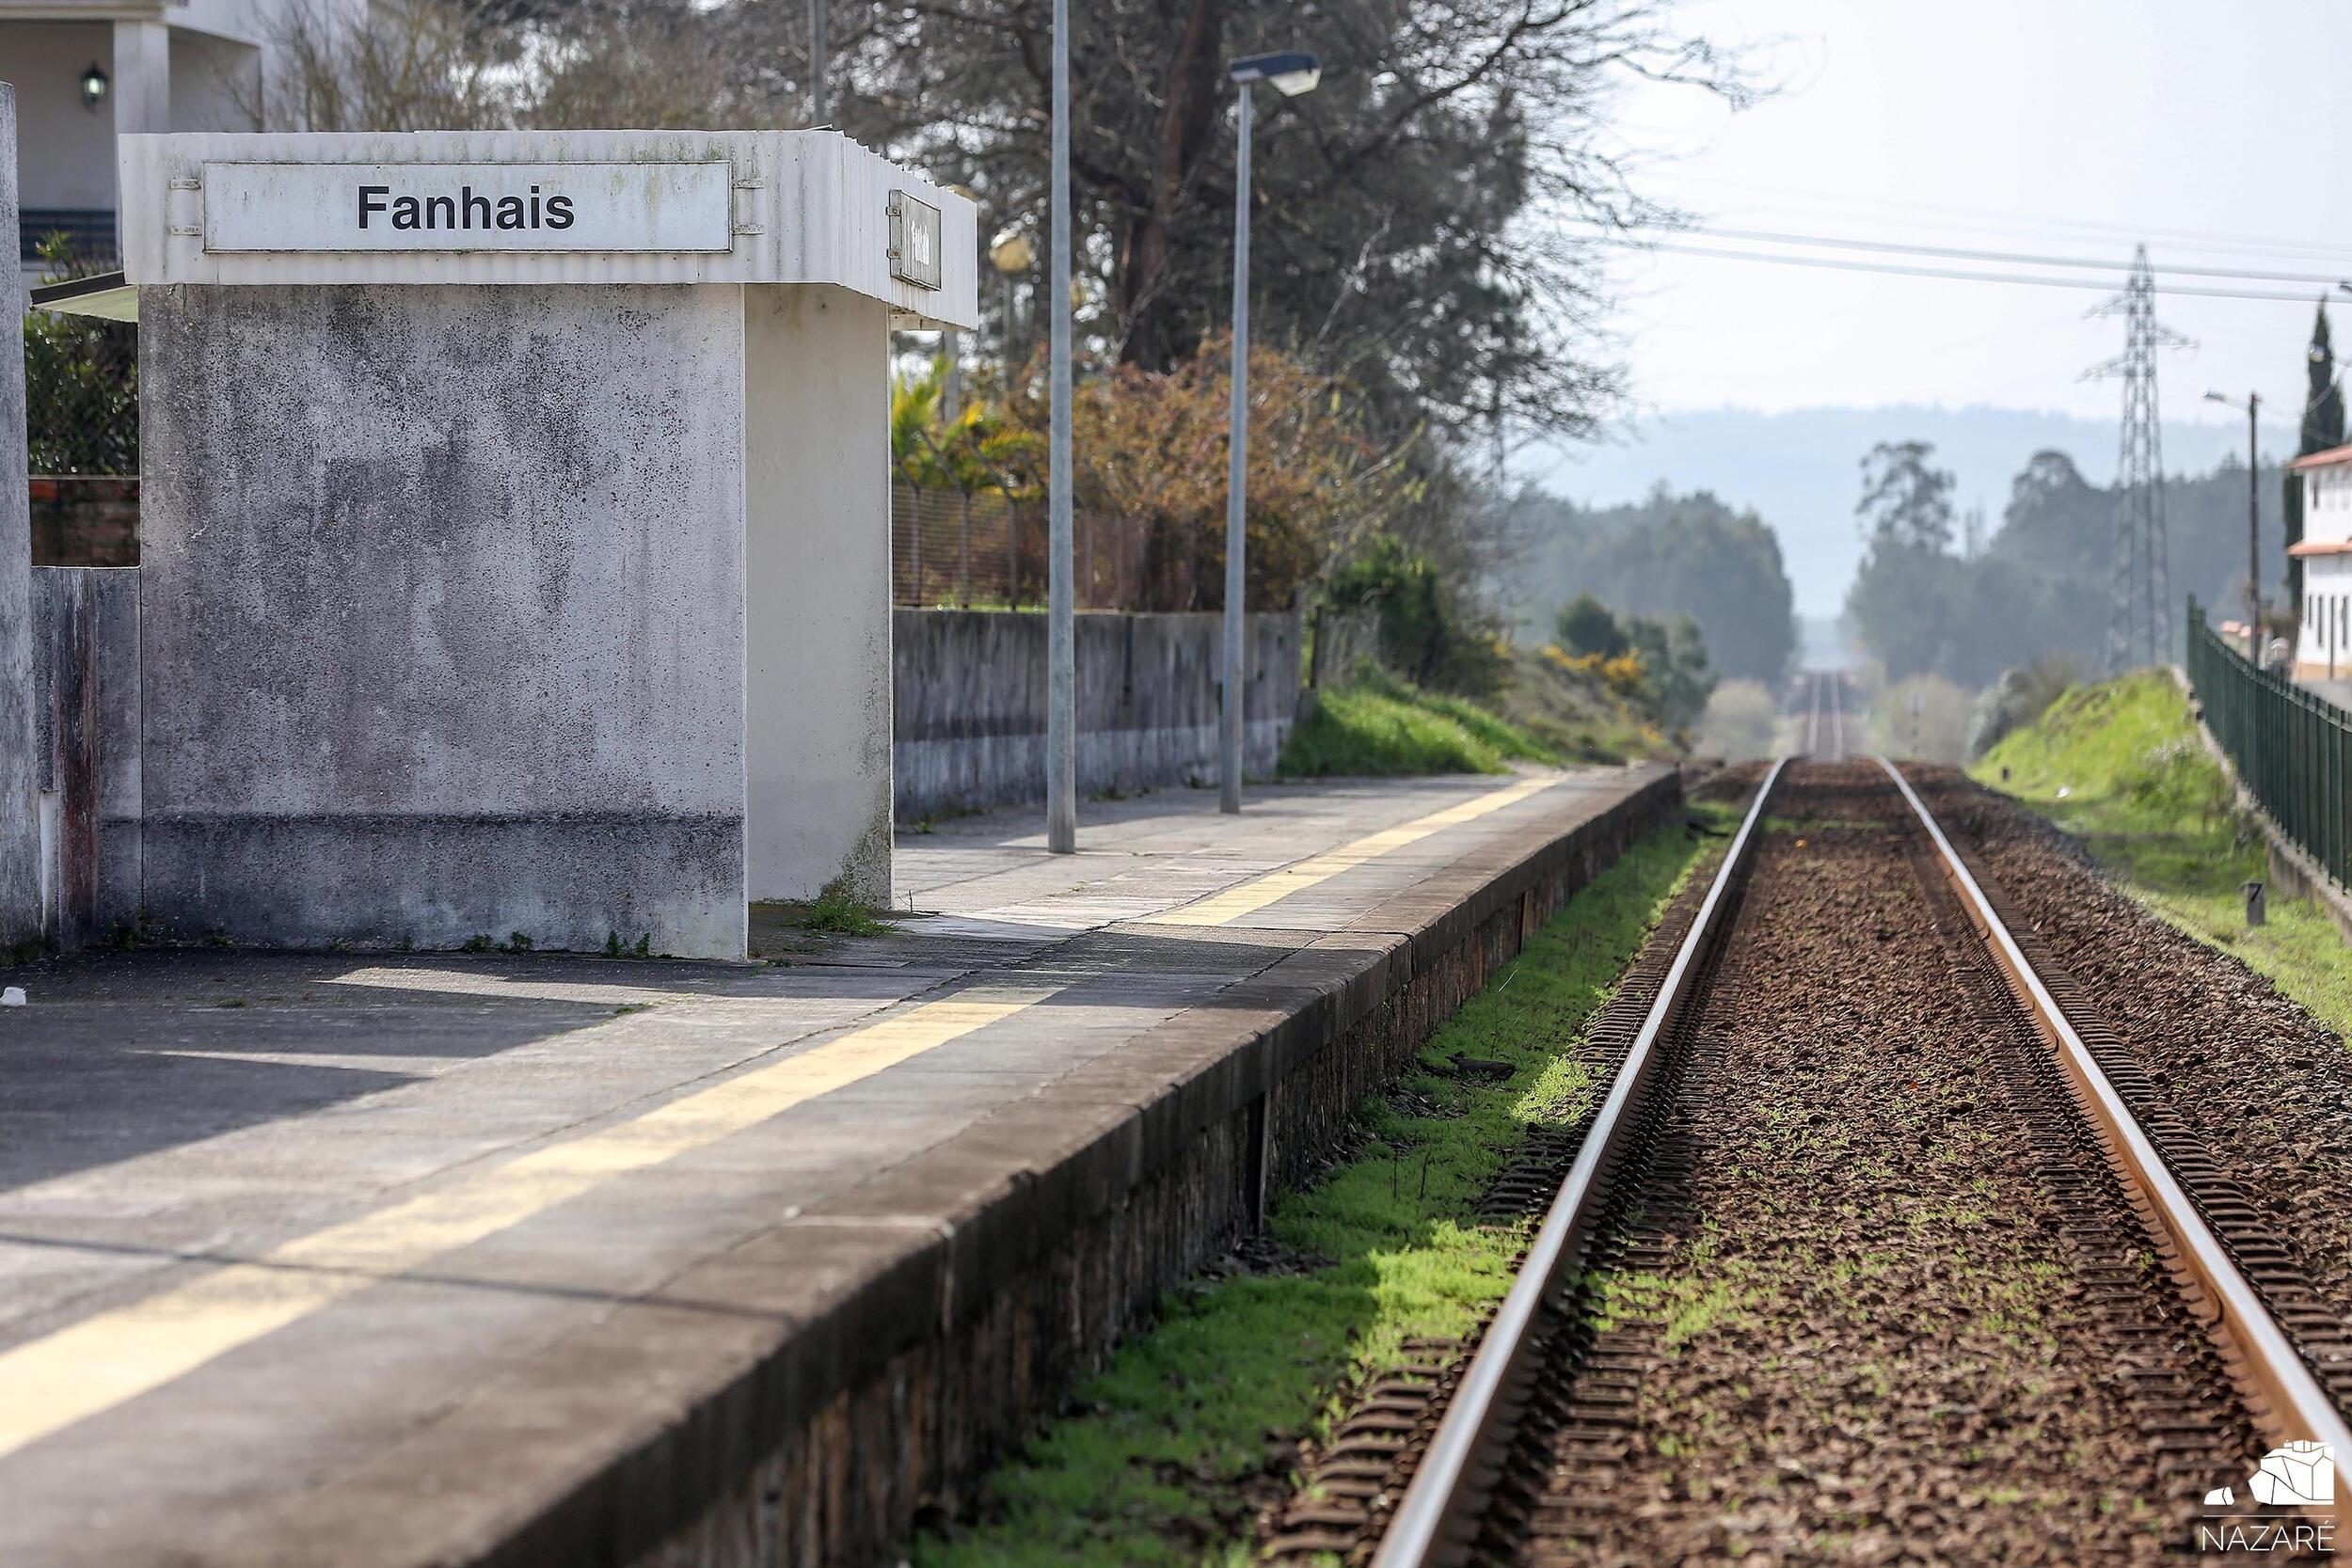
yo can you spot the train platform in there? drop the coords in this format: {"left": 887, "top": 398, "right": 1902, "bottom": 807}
{"left": 0, "top": 764, "right": 1677, "bottom": 1568}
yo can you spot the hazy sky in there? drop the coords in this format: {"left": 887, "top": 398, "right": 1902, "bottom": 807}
{"left": 1588, "top": 0, "right": 2352, "bottom": 432}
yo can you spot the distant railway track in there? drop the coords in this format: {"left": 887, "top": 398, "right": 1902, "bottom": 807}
{"left": 1269, "top": 758, "right": 2350, "bottom": 1566}
{"left": 1800, "top": 669, "right": 1851, "bottom": 761}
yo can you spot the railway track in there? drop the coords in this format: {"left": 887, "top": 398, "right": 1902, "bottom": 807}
{"left": 1800, "top": 670, "right": 1851, "bottom": 761}
{"left": 1265, "top": 757, "right": 2348, "bottom": 1565}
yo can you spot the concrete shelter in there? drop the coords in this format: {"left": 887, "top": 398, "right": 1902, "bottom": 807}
{"left": 64, "top": 129, "right": 977, "bottom": 959}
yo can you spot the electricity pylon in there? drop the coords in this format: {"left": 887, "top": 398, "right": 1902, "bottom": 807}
{"left": 2085, "top": 245, "right": 2191, "bottom": 672}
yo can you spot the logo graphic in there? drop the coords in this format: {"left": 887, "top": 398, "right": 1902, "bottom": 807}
{"left": 2198, "top": 1442, "right": 2334, "bottom": 1556}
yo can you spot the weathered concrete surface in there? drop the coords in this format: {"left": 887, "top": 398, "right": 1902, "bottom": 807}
{"left": 30, "top": 567, "right": 142, "bottom": 943}
{"left": 21, "top": 571, "right": 1291, "bottom": 939}
{"left": 744, "top": 285, "right": 894, "bottom": 905}
{"left": 893, "top": 607, "right": 1299, "bottom": 821}
{"left": 137, "top": 282, "right": 748, "bottom": 958}
{"left": 0, "top": 87, "right": 40, "bottom": 950}
{"left": 0, "top": 764, "right": 1678, "bottom": 1568}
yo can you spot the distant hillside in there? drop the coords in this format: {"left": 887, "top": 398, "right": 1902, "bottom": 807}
{"left": 1519, "top": 405, "right": 2257, "bottom": 615}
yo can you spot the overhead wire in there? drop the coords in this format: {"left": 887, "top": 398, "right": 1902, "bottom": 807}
{"left": 1571, "top": 231, "right": 2329, "bottom": 304}
{"left": 1639, "top": 223, "right": 2352, "bottom": 287}
{"left": 1664, "top": 172, "right": 2352, "bottom": 266}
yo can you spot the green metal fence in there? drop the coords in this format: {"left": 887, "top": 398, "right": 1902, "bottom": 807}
{"left": 2185, "top": 597, "right": 2351, "bottom": 891}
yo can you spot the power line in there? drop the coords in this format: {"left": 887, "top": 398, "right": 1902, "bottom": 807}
{"left": 1572, "top": 232, "right": 2328, "bottom": 303}
{"left": 1671, "top": 172, "right": 2352, "bottom": 266}
{"left": 1658, "top": 223, "right": 2352, "bottom": 288}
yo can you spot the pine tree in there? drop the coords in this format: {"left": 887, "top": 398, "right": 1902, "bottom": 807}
{"left": 2285, "top": 299, "right": 2345, "bottom": 614}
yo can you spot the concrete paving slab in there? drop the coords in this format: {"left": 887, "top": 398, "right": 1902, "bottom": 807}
{"left": 0, "top": 766, "right": 1676, "bottom": 1566}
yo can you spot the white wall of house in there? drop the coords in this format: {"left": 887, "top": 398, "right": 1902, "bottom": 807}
{"left": 2298, "top": 555, "right": 2352, "bottom": 675}
{"left": 6, "top": 2, "right": 273, "bottom": 277}
{"left": 2293, "top": 462, "right": 2352, "bottom": 673}
{"left": 169, "top": 27, "right": 262, "bottom": 134}
{"left": 2305, "top": 465, "right": 2352, "bottom": 548}
{"left": 5, "top": 22, "right": 119, "bottom": 214}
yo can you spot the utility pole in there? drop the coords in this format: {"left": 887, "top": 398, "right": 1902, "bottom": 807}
{"left": 1219, "top": 82, "right": 1251, "bottom": 816}
{"left": 807, "top": 0, "right": 827, "bottom": 124}
{"left": 2088, "top": 245, "right": 2189, "bottom": 672}
{"left": 2205, "top": 388, "right": 2264, "bottom": 655}
{"left": 1220, "top": 51, "right": 1320, "bottom": 815}
{"left": 1044, "top": 0, "right": 1075, "bottom": 853}
{"left": 2248, "top": 390, "right": 2261, "bottom": 651}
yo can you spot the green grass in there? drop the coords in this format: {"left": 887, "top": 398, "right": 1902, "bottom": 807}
{"left": 910, "top": 813, "right": 1723, "bottom": 1567}
{"left": 1278, "top": 669, "right": 1562, "bottom": 779}
{"left": 754, "top": 876, "right": 898, "bottom": 941}
{"left": 1973, "top": 671, "right": 2352, "bottom": 1038}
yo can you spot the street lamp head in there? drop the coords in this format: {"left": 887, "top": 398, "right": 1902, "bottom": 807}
{"left": 79, "top": 62, "right": 109, "bottom": 113}
{"left": 2204, "top": 390, "right": 2232, "bottom": 406}
{"left": 1230, "top": 50, "right": 1322, "bottom": 97}
{"left": 989, "top": 228, "right": 1033, "bottom": 275}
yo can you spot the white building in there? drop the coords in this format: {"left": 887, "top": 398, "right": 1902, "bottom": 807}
{"left": 4, "top": 0, "right": 294, "bottom": 283}
{"left": 2290, "top": 442, "right": 2352, "bottom": 677}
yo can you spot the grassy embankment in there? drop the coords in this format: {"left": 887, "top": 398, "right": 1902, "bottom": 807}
{"left": 1279, "top": 659, "right": 1665, "bottom": 780}
{"left": 912, "top": 810, "right": 1724, "bottom": 1568}
{"left": 1973, "top": 671, "right": 2352, "bottom": 1037}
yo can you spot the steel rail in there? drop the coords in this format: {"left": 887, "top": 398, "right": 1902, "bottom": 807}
{"left": 1882, "top": 756, "right": 2350, "bottom": 1534}
{"left": 1370, "top": 756, "right": 1789, "bottom": 1568}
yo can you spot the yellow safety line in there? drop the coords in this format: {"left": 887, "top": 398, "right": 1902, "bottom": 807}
{"left": 1146, "top": 775, "right": 1561, "bottom": 927}
{"left": 0, "top": 987, "right": 1057, "bottom": 1462}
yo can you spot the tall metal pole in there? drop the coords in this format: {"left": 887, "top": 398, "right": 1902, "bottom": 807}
{"left": 1004, "top": 273, "right": 1016, "bottom": 367}
{"left": 808, "top": 0, "right": 828, "bottom": 123}
{"left": 2248, "top": 390, "right": 2262, "bottom": 656}
{"left": 1045, "top": 0, "right": 1076, "bottom": 853}
{"left": 1219, "top": 85, "right": 1252, "bottom": 815}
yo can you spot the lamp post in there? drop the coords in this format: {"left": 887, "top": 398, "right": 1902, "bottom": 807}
{"left": 2206, "top": 389, "right": 2263, "bottom": 657}
{"left": 1046, "top": 0, "right": 1075, "bottom": 852}
{"left": 989, "top": 228, "right": 1031, "bottom": 377}
{"left": 1220, "top": 49, "right": 1320, "bottom": 815}
{"left": 937, "top": 186, "right": 978, "bottom": 422}
{"left": 808, "top": 0, "right": 828, "bottom": 123}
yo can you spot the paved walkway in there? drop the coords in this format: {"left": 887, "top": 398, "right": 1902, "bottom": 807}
{"left": 2296, "top": 673, "right": 2352, "bottom": 710}
{"left": 0, "top": 766, "right": 1668, "bottom": 1566}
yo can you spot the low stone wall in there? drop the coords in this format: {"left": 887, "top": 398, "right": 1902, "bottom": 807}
{"left": 894, "top": 607, "right": 1300, "bottom": 821}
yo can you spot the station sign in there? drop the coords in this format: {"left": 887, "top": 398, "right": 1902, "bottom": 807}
{"left": 200, "top": 161, "right": 736, "bottom": 254}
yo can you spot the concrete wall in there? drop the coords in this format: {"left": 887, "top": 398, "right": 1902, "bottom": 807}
{"left": 22, "top": 586, "right": 1306, "bottom": 944}
{"left": 744, "top": 285, "right": 894, "bottom": 904}
{"left": 30, "top": 567, "right": 141, "bottom": 944}
{"left": 893, "top": 608, "right": 1301, "bottom": 821}
{"left": 0, "top": 87, "right": 40, "bottom": 949}
{"left": 137, "top": 281, "right": 749, "bottom": 958}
